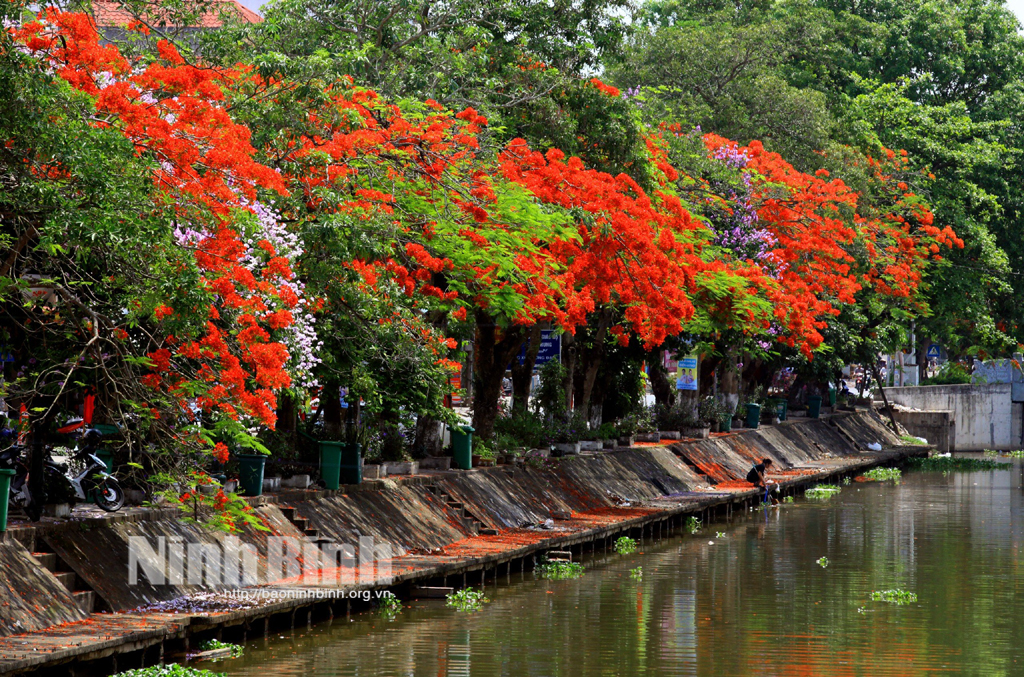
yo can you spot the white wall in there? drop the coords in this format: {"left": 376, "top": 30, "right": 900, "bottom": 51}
{"left": 882, "top": 383, "right": 1022, "bottom": 451}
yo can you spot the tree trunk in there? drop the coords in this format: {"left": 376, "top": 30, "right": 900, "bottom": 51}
{"left": 561, "top": 332, "right": 577, "bottom": 413}
{"left": 576, "top": 309, "right": 612, "bottom": 424}
{"left": 917, "top": 338, "right": 930, "bottom": 384}
{"left": 511, "top": 325, "right": 542, "bottom": 414}
{"left": 471, "top": 311, "right": 527, "bottom": 439}
{"left": 648, "top": 351, "right": 675, "bottom": 407}
{"left": 719, "top": 346, "right": 740, "bottom": 415}
{"left": 870, "top": 361, "right": 901, "bottom": 434}
{"left": 413, "top": 416, "right": 443, "bottom": 457}
{"left": 322, "top": 382, "right": 343, "bottom": 439}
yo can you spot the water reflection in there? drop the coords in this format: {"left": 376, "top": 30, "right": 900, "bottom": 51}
{"left": 219, "top": 460, "right": 1024, "bottom": 676}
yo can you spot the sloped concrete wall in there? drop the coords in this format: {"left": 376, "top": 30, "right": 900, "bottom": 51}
{"left": 0, "top": 409, "right": 903, "bottom": 625}
{"left": 884, "top": 384, "right": 1021, "bottom": 450}
{"left": 0, "top": 541, "right": 86, "bottom": 637}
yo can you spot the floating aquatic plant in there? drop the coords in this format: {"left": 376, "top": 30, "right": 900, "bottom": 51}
{"left": 377, "top": 594, "right": 402, "bottom": 619}
{"left": 614, "top": 536, "right": 638, "bottom": 554}
{"left": 783, "top": 496, "right": 794, "bottom": 504}
{"left": 716, "top": 532, "right": 726, "bottom": 538}
{"left": 863, "top": 467, "right": 902, "bottom": 482}
{"left": 537, "top": 560, "right": 585, "bottom": 580}
{"left": 114, "top": 667, "right": 223, "bottom": 677}
{"left": 984, "top": 449, "right": 1000, "bottom": 457}
{"left": 1009, "top": 450, "right": 1024, "bottom": 458}
{"left": 686, "top": 516, "right": 702, "bottom": 534}
{"left": 842, "top": 476, "right": 851, "bottom": 486}
{"left": 630, "top": 566, "right": 643, "bottom": 580}
{"left": 817, "top": 556, "right": 829, "bottom": 568}
{"left": 908, "top": 456, "right": 1008, "bottom": 472}
{"left": 870, "top": 589, "right": 917, "bottom": 605}
{"left": 446, "top": 587, "right": 489, "bottom": 612}
{"left": 197, "top": 639, "right": 243, "bottom": 658}
{"left": 805, "top": 484, "right": 842, "bottom": 499}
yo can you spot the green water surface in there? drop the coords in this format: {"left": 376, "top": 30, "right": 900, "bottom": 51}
{"left": 217, "top": 461, "right": 1024, "bottom": 676}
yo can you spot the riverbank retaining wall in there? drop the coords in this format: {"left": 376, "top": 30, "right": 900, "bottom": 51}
{"left": 0, "top": 409, "right": 910, "bottom": 659}
{"left": 883, "top": 383, "right": 1022, "bottom": 450}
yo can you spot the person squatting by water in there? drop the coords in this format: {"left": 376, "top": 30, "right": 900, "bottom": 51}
{"left": 747, "top": 458, "right": 779, "bottom": 505}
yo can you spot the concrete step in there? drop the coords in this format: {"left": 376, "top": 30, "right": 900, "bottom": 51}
{"left": 31, "top": 552, "right": 57, "bottom": 572}
{"left": 447, "top": 501, "right": 464, "bottom": 511}
{"left": 72, "top": 590, "right": 95, "bottom": 614}
{"left": 304, "top": 528, "right": 319, "bottom": 538}
{"left": 53, "top": 571, "right": 77, "bottom": 593}
{"left": 291, "top": 517, "right": 308, "bottom": 531}
{"left": 480, "top": 528, "right": 499, "bottom": 536}
{"left": 279, "top": 506, "right": 297, "bottom": 520}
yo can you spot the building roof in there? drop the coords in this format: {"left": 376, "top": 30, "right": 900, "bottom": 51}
{"left": 92, "top": 0, "right": 262, "bottom": 29}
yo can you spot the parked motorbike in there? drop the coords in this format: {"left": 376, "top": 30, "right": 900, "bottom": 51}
{"left": 55, "top": 428, "right": 125, "bottom": 512}
{"left": 0, "top": 428, "right": 124, "bottom": 518}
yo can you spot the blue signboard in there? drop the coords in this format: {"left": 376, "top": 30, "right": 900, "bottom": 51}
{"left": 926, "top": 344, "right": 942, "bottom": 359}
{"left": 516, "top": 330, "right": 561, "bottom": 369}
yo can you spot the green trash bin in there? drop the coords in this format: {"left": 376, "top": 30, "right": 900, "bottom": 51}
{"left": 807, "top": 395, "right": 823, "bottom": 419}
{"left": 341, "top": 443, "right": 362, "bottom": 485}
{"left": 744, "top": 403, "right": 761, "bottom": 430}
{"left": 828, "top": 387, "right": 837, "bottom": 407}
{"left": 0, "top": 468, "right": 14, "bottom": 532}
{"left": 451, "top": 424, "right": 474, "bottom": 470}
{"left": 719, "top": 413, "right": 733, "bottom": 433}
{"left": 237, "top": 453, "right": 267, "bottom": 497}
{"left": 319, "top": 441, "right": 343, "bottom": 490}
{"left": 766, "top": 398, "right": 787, "bottom": 421}
{"left": 95, "top": 449, "right": 114, "bottom": 473}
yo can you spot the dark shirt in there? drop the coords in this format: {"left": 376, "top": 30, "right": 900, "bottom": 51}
{"left": 746, "top": 463, "right": 768, "bottom": 484}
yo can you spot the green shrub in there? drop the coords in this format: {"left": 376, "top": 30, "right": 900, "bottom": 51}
{"left": 921, "top": 362, "right": 972, "bottom": 385}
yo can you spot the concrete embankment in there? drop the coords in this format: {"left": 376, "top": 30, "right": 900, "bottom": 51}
{"left": 0, "top": 409, "right": 922, "bottom": 675}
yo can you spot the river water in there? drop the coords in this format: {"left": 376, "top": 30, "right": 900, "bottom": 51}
{"left": 219, "top": 460, "right": 1024, "bottom": 676}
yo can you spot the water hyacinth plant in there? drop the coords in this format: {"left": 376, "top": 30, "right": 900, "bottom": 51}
{"left": 870, "top": 589, "right": 917, "bottom": 605}
{"left": 614, "top": 536, "right": 638, "bottom": 554}
{"left": 908, "top": 456, "right": 1008, "bottom": 472}
{"left": 630, "top": 566, "right": 643, "bottom": 580}
{"left": 378, "top": 594, "right": 402, "bottom": 619}
{"left": 817, "top": 556, "right": 829, "bottom": 568}
{"left": 687, "top": 516, "right": 701, "bottom": 534}
{"left": 446, "top": 588, "right": 489, "bottom": 612}
{"left": 197, "top": 639, "right": 243, "bottom": 658}
{"left": 863, "top": 467, "right": 902, "bottom": 482}
{"left": 537, "top": 560, "right": 586, "bottom": 580}
{"left": 114, "top": 667, "right": 222, "bottom": 677}
{"left": 783, "top": 495, "right": 795, "bottom": 503}
{"left": 805, "top": 484, "right": 842, "bottom": 499}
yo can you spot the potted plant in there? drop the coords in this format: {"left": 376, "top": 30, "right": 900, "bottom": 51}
{"left": 471, "top": 441, "right": 497, "bottom": 467}
{"left": 579, "top": 427, "right": 603, "bottom": 452}
{"left": 548, "top": 414, "right": 584, "bottom": 456}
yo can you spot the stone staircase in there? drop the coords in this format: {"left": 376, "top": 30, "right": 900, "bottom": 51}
{"left": 427, "top": 485, "right": 496, "bottom": 536}
{"left": 279, "top": 506, "right": 338, "bottom": 548}
{"left": 29, "top": 541, "right": 99, "bottom": 614}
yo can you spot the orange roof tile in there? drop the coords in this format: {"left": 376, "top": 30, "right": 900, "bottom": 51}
{"left": 92, "top": 0, "right": 261, "bottom": 28}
